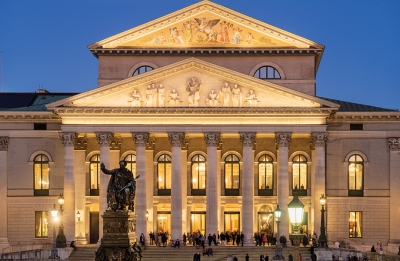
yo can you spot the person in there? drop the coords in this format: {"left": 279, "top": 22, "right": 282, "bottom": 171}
{"left": 208, "top": 234, "right": 213, "bottom": 246}
{"left": 240, "top": 231, "right": 244, "bottom": 246}
{"left": 371, "top": 245, "right": 376, "bottom": 252}
{"left": 233, "top": 256, "right": 238, "bottom": 261}
{"left": 260, "top": 254, "right": 264, "bottom": 261}
{"left": 183, "top": 233, "right": 187, "bottom": 246}
{"left": 379, "top": 244, "right": 383, "bottom": 255}
{"left": 299, "top": 253, "right": 302, "bottom": 261}
{"left": 245, "top": 253, "right": 249, "bottom": 261}
{"left": 308, "top": 245, "right": 315, "bottom": 254}
{"left": 70, "top": 241, "right": 76, "bottom": 250}
{"left": 149, "top": 231, "right": 154, "bottom": 245}
{"left": 311, "top": 252, "right": 317, "bottom": 261}
{"left": 302, "top": 233, "right": 308, "bottom": 246}
{"left": 207, "top": 247, "right": 213, "bottom": 256}
{"left": 397, "top": 246, "right": 400, "bottom": 255}
{"left": 100, "top": 161, "right": 139, "bottom": 211}
{"left": 139, "top": 233, "right": 145, "bottom": 248}
{"left": 174, "top": 239, "right": 180, "bottom": 248}
{"left": 193, "top": 251, "right": 201, "bottom": 261}
{"left": 264, "top": 253, "right": 269, "bottom": 261}
{"left": 335, "top": 240, "right": 340, "bottom": 248}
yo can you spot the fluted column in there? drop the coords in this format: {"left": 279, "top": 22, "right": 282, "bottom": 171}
{"left": 311, "top": 133, "right": 327, "bottom": 239}
{"left": 132, "top": 133, "right": 149, "bottom": 242}
{"left": 204, "top": 133, "right": 220, "bottom": 237}
{"left": 275, "top": 133, "right": 291, "bottom": 239}
{"left": 388, "top": 138, "right": 400, "bottom": 243}
{"left": 0, "top": 137, "right": 10, "bottom": 249}
{"left": 168, "top": 132, "right": 185, "bottom": 241}
{"left": 59, "top": 133, "right": 76, "bottom": 244}
{"left": 240, "top": 132, "right": 256, "bottom": 246}
{"left": 74, "top": 136, "right": 87, "bottom": 244}
{"left": 96, "top": 132, "right": 113, "bottom": 242}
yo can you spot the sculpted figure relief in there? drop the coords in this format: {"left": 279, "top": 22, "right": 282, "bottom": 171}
{"left": 131, "top": 89, "right": 141, "bottom": 107}
{"left": 246, "top": 89, "right": 258, "bottom": 107}
{"left": 100, "top": 161, "right": 139, "bottom": 211}
{"left": 157, "top": 84, "right": 165, "bottom": 107}
{"left": 186, "top": 77, "right": 201, "bottom": 107}
{"left": 232, "top": 84, "right": 243, "bottom": 107}
{"left": 206, "top": 89, "right": 219, "bottom": 107}
{"left": 145, "top": 85, "right": 153, "bottom": 107}
{"left": 169, "top": 89, "right": 180, "bottom": 106}
{"left": 220, "top": 82, "right": 231, "bottom": 107}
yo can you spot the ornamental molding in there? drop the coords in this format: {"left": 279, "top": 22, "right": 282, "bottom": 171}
{"left": 0, "top": 137, "right": 9, "bottom": 151}
{"left": 132, "top": 133, "right": 149, "bottom": 147}
{"left": 388, "top": 138, "right": 400, "bottom": 151}
{"left": 275, "top": 132, "right": 291, "bottom": 149}
{"left": 240, "top": 132, "right": 256, "bottom": 148}
{"left": 204, "top": 132, "right": 221, "bottom": 147}
{"left": 168, "top": 132, "right": 185, "bottom": 147}
{"left": 75, "top": 136, "right": 88, "bottom": 150}
{"left": 96, "top": 133, "right": 114, "bottom": 146}
{"left": 59, "top": 133, "right": 76, "bottom": 147}
{"left": 311, "top": 132, "right": 328, "bottom": 149}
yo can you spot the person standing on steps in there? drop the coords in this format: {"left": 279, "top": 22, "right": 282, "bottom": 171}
{"left": 245, "top": 253, "right": 249, "bottom": 261}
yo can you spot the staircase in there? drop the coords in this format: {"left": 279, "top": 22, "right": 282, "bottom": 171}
{"left": 67, "top": 245, "right": 97, "bottom": 261}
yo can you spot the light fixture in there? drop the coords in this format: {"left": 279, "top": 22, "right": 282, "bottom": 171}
{"left": 287, "top": 192, "right": 304, "bottom": 234}
{"left": 58, "top": 194, "right": 65, "bottom": 206}
{"left": 50, "top": 204, "right": 58, "bottom": 218}
{"left": 320, "top": 194, "right": 326, "bottom": 207}
{"left": 146, "top": 211, "right": 149, "bottom": 220}
{"left": 77, "top": 211, "right": 81, "bottom": 221}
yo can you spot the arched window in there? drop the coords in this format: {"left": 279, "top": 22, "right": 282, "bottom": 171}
{"left": 124, "top": 154, "right": 137, "bottom": 177}
{"left": 133, "top": 66, "right": 153, "bottom": 76}
{"left": 253, "top": 66, "right": 281, "bottom": 79}
{"left": 191, "top": 154, "right": 206, "bottom": 195}
{"left": 292, "top": 155, "right": 307, "bottom": 193}
{"left": 89, "top": 154, "right": 100, "bottom": 196}
{"left": 34, "top": 154, "right": 50, "bottom": 196}
{"left": 348, "top": 154, "right": 364, "bottom": 196}
{"left": 224, "top": 154, "right": 240, "bottom": 195}
{"left": 157, "top": 154, "right": 171, "bottom": 195}
{"left": 258, "top": 154, "right": 273, "bottom": 196}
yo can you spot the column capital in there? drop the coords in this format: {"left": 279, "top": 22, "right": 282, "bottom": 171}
{"left": 311, "top": 132, "right": 328, "bottom": 149}
{"left": 96, "top": 132, "right": 113, "bottom": 145}
{"left": 168, "top": 132, "right": 185, "bottom": 147}
{"left": 275, "top": 132, "right": 291, "bottom": 149}
{"left": 388, "top": 138, "right": 400, "bottom": 151}
{"left": 0, "top": 137, "right": 9, "bottom": 151}
{"left": 240, "top": 132, "right": 256, "bottom": 147}
{"left": 204, "top": 132, "right": 221, "bottom": 147}
{"left": 59, "top": 133, "right": 76, "bottom": 147}
{"left": 74, "top": 136, "right": 87, "bottom": 150}
{"left": 132, "top": 133, "right": 149, "bottom": 147}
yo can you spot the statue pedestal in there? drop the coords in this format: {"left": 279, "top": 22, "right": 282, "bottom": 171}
{"left": 95, "top": 210, "right": 142, "bottom": 261}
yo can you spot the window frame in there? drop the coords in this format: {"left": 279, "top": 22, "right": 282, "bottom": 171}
{"left": 224, "top": 154, "right": 240, "bottom": 196}
{"left": 349, "top": 211, "right": 362, "bottom": 238}
{"left": 253, "top": 66, "right": 281, "bottom": 79}
{"left": 258, "top": 154, "right": 273, "bottom": 196}
{"left": 35, "top": 211, "right": 49, "bottom": 238}
{"left": 348, "top": 154, "right": 364, "bottom": 197}
{"left": 33, "top": 154, "right": 50, "bottom": 196}
{"left": 191, "top": 154, "right": 206, "bottom": 196}
{"left": 157, "top": 154, "right": 172, "bottom": 195}
{"left": 132, "top": 66, "right": 154, "bottom": 76}
{"left": 89, "top": 154, "right": 100, "bottom": 196}
{"left": 292, "top": 154, "right": 307, "bottom": 196}
{"left": 124, "top": 154, "right": 137, "bottom": 177}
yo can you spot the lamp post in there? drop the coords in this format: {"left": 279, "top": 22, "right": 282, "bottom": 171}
{"left": 318, "top": 194, "right": 327, "bottom": 247}
{"left": 56, "top": 194, "right": 67, "bottom": 248}
{"left": 49, "top": 204, "right": 60, "bottom": 259}
{"left": 273, "top": 205, "right": 285, "bottom": 261}
{"left": 288, "top": 190, "right": 305, "bottom": 261}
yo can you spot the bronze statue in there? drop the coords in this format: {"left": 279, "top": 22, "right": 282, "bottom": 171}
{"left": 100, "top": 161, "right": 139, "bottom": 211}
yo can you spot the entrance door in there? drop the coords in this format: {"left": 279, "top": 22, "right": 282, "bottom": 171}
{"left": 90, "top": 212, "right": 99, "bottom": 244}
{"left": 190, "top": 212, "right": 206, "bottom": 235}
{"left": 157, "top": 212, "right": 171, "bottom": 234}
{"left": 224, "top": 212, "right": 240, "bottom": 233}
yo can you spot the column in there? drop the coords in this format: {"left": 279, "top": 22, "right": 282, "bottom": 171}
{"left": 74, "top": 136, "right": 87, "bottom": 244}
{"left": 388, "top": 138, "right": 400, "bottom": 244}
{"left": 275, "top": 132, "right": 291, "bottom": 239}
{"left": 0, "top": 137, "right": 10, "bottom": 249}
{"left": 132, "top": 133, "right": 149, "bottom": 242}
{"left": 168, "top": 132, "right": 184, "bottom": 241}
{"left": 59, "top": 133, "right": 76, "bottom": 244}
{"left": 204, "top": 133, "right": 220, "bottom": 237}
{"left": 240, "top": 132, "right": 256, "bottom": 246}
{"left": 96, "top": 132, "right": 113, "bottom": 242}
{"left": 311, "top": 133, "right": 327, "bottom": 238}
{"left": 146, "top": 137, "right": 155, "bottom": 238}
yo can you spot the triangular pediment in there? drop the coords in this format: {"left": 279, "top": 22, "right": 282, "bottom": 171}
{"left": 47, "top": 58, "right": 338, "bottom": 110}
{"left": 88, "top": 1, "right": 323, "bottom": 50}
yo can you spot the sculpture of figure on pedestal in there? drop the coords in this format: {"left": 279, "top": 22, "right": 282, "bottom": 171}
{"left": 232, "top": 84, "right": 242, "bottom": 107}
{"left": 186, "top": 77, "right": 201, "bottom": 107}
{"left": 220, "top": 82, "right": 231, "bottom": 107}
{"left": 100, "top": 161, "right": 140, "bottom": 211}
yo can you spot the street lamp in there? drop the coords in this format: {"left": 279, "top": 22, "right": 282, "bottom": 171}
{"left": 273, "top": 205, "right": 285, "bottom": 261}
{"left": 56, "top": 194, "right": 67, "bottom": 248}
{"left": 288, "top": 190, "right": 305, "bottom": 261}
{"left": 318, "top": 194, "right": 327, "bottom": 247}
{"left": 49, "top": 204, "right": 60, "bottom": 259}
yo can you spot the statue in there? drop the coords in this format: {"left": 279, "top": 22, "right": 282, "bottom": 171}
{"left": 186, "top": 77, "right": 201, "bottom": 106}
{"left": 131, "top": 89, "right": 141, "bottom": 107}
{"left": 100, "top": 161, "right": 140, "bottom": 212}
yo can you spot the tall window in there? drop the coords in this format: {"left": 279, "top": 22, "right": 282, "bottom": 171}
{"left": 34, "top": 154, "right": 49, "bottom": 196}
{"left": 349, "top": 211, "right": 362, "bottom": 238}
{"left": 258, "top": 154, "right": 273, "bottom": 196}
{"left": 292, "top": 155, "right": 307, "bottom": 192}
{"left": 89, "top": 154, "right": 100, "bottom": 196}
{"left": 348, "top": 154, "right": 363, "bottom": 196}
{"left": 191, "top": 154, "right": 206, "bottom": 195}
{"left": 35, "top": 211, "right": 48, "bottom": 238}
{"left": 253, "top": 66, "right": 281, "bottom": 79}
{"left": 124, "top": 154, "right": 137, "bottom": 177}
{"left": 157, "top": 154, "right": 171, "bottom": 195}
{"left": 224, "top": 154, "right": 240, "bottom": 195}
{"left": 133, "top": 66, "right": 153, "bottom": 76}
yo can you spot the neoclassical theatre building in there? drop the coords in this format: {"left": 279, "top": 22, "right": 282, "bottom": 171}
{"left": 1, "top": 0, "right": 400, "bottom": 252}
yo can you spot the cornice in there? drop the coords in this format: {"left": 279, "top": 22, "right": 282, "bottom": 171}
{"left": 0, "top": 111, "right": 61, "bottom": 122}
{"left": 328, "top": 111, "right": 400, "bottom": 122}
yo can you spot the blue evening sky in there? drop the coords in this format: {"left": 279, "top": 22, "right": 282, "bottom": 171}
{"left": 1, "top": 0, "right": 399, "bottom": 110}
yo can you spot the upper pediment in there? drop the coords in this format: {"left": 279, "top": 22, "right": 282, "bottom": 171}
{"left": 88, "top": 0, "right": 323, "bottom": 50}
{"left": 47, "top": 58, "right": 338, "bottom": 111}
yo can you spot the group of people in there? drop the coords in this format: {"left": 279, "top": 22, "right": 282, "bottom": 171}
{"left": 147, "top": 230, "right": 170, "bottom": 247}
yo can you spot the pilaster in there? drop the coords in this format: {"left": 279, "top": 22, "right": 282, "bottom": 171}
{"left": 388, "top": 138, "right": 400, "bottom": 244}
{"left": 74, "top": 136, "right": 87, "bottom": 244}
{"left": 0, "top": 137, "right": 10, "bottom": 249}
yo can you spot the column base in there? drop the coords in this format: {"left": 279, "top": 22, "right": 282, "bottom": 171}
{"left": 0, "top": 238, "right": 10, "bottom": 250}
{"left": 387, "top": 242, "right": 400, "bottom": 255}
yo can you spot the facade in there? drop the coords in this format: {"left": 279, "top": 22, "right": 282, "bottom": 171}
{"left": 1, "top": 0, "right": 400, "bottom": 253}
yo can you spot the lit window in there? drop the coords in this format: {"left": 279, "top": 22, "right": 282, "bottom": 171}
{"left": 89, "top": 154, "right": 100, "bottom": 195}
{"left": 258, "top": 155, "right": 273, "bottom": 189}
{"left": 35, "top": 211, "right": 48, "bottom": 238}
{"left": 224, "top": 154, "right": 240, "bottom": 189}
{"left": 191, "top": 154, "right": 206, "bottom": 191}
{"left": 349, "top": 211, "right": 362, "bottom": 238}
{"left": 124, "top": 154, "right": 137, "bottom": 177}
{"left": 253, "top": 66, "right": 281, "bottom": 79}
{"left": 34, "top": 154, "right": 50, "bottom": 196}
{"left": 157, "top": 154, "right": 171, "bottom": 190}
{"left": 133, "top": 66, "right": 153, "bottom": 76}
{"left": 292, "top": 155, "right": 307, "bottom": 190}
{"left": 348, "top": 154, "right": 364, "bottom": 196}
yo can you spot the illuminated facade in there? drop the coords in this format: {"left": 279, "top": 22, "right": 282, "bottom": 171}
{"left": 1, "top": 0, "right": 400, "bottom": 253}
